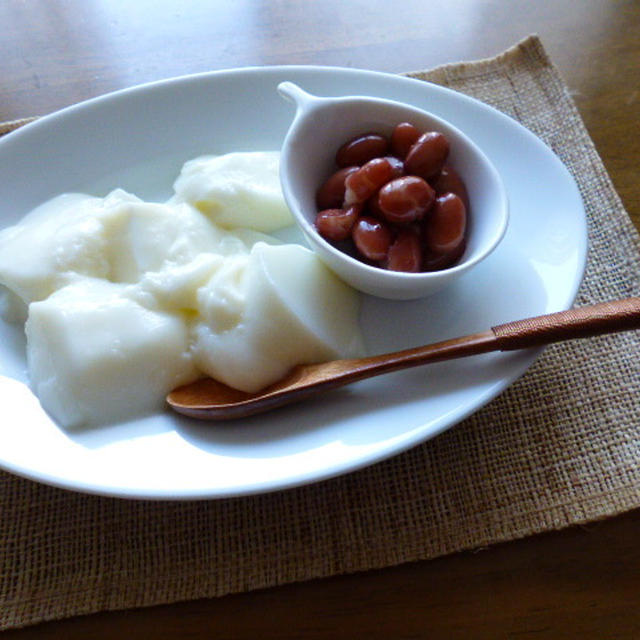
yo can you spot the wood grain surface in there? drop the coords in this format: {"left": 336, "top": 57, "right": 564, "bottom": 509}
{"left": 1, "top": 0, "right": 639, "bottom": 637}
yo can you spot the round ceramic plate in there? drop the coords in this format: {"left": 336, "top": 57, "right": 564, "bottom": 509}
{"left": 0, "top": 66, "right": 587, "bottom": 499}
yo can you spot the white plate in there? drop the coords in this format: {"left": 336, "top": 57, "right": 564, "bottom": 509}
{"left": 0, "top": 66, "right": 587, "bottom": 499}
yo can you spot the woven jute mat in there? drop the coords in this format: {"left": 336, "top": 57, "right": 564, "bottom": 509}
{"left": 2, "top": 35, "right": 640, "bottom": 630}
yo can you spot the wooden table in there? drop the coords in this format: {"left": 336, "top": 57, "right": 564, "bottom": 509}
{"left": 2, "top": 1, "right": 639, "bottom": 637}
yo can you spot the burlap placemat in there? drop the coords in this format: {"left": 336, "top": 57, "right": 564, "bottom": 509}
{"left": 2, "top": 34, "right": 639, "bottom": 630}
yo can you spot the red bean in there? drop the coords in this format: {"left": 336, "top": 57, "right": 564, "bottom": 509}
{"left": 386, "top": 229, "right": 422, "bottom": 272}
{"left": 430, "top": 165, "right": 469, "bottom": 211}
{"left": 359, "top": 157, "right": 404, "bottom": 217}
{"left": 404, "top": 131, "right": 450, "bottom": 180}
{"left": 344, "top": 157, "right": 394, "bottom": 205}
{"left": 336, "top": 134, "right": 389, "bottom": 167}
{"left": 315, "top": 205, "right": 360, "bottom": 241}
{"left": 316, "top": 166, "right": 358, "bottom": 210}
{"left": 377, "top": 176, "right": 435, "bottom": 224}
{"left": 423, "top": 193, "right": 467, "bottom": 254}
{"left": 423, "top": 240, "right": 466, "bottom": 271}
{"left": 352, "top": 216, "right": 392, "bottom": 262}
{"left": 390, "top": 122, "right": 421, "bottom": 159}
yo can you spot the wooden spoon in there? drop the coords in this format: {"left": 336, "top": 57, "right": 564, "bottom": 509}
{"left": 167, "top": 297, "right": 640, "bottom": 420}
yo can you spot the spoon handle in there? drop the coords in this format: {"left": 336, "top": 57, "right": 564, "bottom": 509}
{"left": 493, "top": 296, "right": 640, "bottom": 349}
{"left": 334, "top": 297, "right": 640, "bottom": 384}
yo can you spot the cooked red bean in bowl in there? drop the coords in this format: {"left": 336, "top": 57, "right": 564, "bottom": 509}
{"left": 314, "top": 123, "right": 469, "bottom": 273}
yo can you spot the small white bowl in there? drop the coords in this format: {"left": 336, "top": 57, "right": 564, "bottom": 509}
{"left": 277, "top": 81, "right": 509, "bottom": 300}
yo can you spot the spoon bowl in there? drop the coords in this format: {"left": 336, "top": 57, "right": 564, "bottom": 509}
{"left": 277, "top": 81, "right": 509, "bottom": 299}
